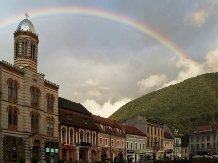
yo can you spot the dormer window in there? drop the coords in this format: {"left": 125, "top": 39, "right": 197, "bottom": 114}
{"left": 116, "top": 128, "right": 120, "bottom": 133}
{"left": 82, "top": 118, "right": 88, "bottom": 124}
{"left": 100, "top": 124, "right": 104, "bottom": 130}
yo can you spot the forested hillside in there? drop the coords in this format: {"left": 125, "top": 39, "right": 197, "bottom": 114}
{"left": 109, "top": 72, "right": 218, "bottom": 134}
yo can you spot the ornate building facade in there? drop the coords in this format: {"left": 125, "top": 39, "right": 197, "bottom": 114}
{"left": 0, "top": 18, "right": 59, "bottom": 163}
{"left": 93, "top": 115, "right": 126, "bottom": 163}
{"left": 58, "top": 97, "right": 99, "bottom": 162}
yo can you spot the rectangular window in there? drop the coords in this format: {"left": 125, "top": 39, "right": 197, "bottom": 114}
{"left": 80, "top": 133, "right": 83, "bottom": 142}
{"left": 22, "top": 42, "right": 27, "bottom": 56}
{"left": 15, "top": 43, "right": 19, "bottom": 57}
{"left": 122, "top": 141, "right": 124, "bottom": 148}
{"left": 31, "top": 44, "right": 35, "bottom": 59}
{"left": 100, "top": 137, "right": 102, "bottom": 146}
{"left": 70, "top": 132, "right": 73, "bottom": 143}
{"left": 93, "top": 135, "right": 96, "bottom": 145}
{"left": 135, "top": 143, "right": 138, "bottom": 149}
{"left": 105, "top": 138, "right": 108, "bottom": 146}
{"left": 111, "top": 139, "right": 114, "bottom": 147}
{"left": 117, "top": 140, "right": 120, "bottom": 147}
{"left": 87, "top": 134, "right": 90, "bottom": 142}
{"left": 127, "top": 142, "right": 129, "bottom": 148}
{"left": 62, "top": 131, "right": 66, "bottom": 142}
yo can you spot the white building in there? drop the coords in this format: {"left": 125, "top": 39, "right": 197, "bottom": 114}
{"left": 189, "top": 124, "right": 218, "bottom": 156}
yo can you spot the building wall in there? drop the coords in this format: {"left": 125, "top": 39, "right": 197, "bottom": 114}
{"left": 1, "top": 62, "right": 59, "bottom": 163}
{"left": 126, "top": 134, "right": 146, "bottom": 162}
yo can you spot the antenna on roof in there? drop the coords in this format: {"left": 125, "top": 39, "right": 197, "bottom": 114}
{"left": 25, "top": 12, "right": 29, "bottom": 19}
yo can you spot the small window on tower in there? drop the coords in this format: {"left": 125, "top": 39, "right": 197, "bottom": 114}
{"left": 31, "top": 44, "right": 35, "bottom": 59}
{"left": 15, "top": 43, "right": 19, "bottom": 57}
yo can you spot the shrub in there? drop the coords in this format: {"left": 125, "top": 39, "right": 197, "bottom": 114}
{"left": 57, "top": 160, "right": 65, "bottom": 163}
{"left": 18, "top": 153, "right": 26, "bottom": 163}
{"left": 31, "top": 153, "right": 38, "bottom": 163}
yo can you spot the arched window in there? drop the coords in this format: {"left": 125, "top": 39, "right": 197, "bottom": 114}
{"left": 7, "top": 107, "right": 19, "bottom": 130}
{"left": 12, "top": 84, "right": 17, "bottom": 98}
{"left": 80, "top": 131, "right": 83, "bottom": 142}
{"left": 31, "top": 44, "right": 35, "bottom": 59}
{"left": 34, "top": 91, "right": 38, "bottom": 107}
{"left": 22, "top": 42, "right": 27, "bottom": 56}
{"left": 13, "top": 110, "right": 17, "bottom": 125}
{"left": 87, "top": 133, "right": 90, "bottom": 142}
{"left": 46, "top": 94, "right": 55, "bottom": 113}
{"left": 31, "top": 113, "right": 39, "bottom": 133}
{"left": 46, "top": 117, "right": 55, "bottom": 136}
{"left": 30, "top": 87, "right": 40, "bottom": 108}
{"left": 7, "top": 79, "right": 19, "bottom": 103}
{"left": 70, "top": 130, "right": 74, "bottom": 143}
{"left": 35, "top": 115, "right": 38, "bottom": 130}
{"left": 8, "top": 109, "right": 12, "bottom": 125}
{"left": 8, "top": 82, "right": 12, "bottom": 97}
{"left": 31, "top": 89, "right": 34, "bottom": 104}
{"left": 31, "top": 114, "right": 34, "bottom": 129}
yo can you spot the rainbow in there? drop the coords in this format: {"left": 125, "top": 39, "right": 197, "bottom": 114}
{"left": 0, "top": 6, "right": 192, "bottom": 62}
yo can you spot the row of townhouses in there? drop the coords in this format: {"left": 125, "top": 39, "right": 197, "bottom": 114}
{"left": 1, "top": 17, "right": 215, "bottom": 163}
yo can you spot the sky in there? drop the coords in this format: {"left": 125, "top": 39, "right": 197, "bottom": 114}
{"left": 1, "top": 0, "right": 218, "bottom": 118}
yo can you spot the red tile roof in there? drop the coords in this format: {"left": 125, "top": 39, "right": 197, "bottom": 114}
{"left": 119, "top": 124, "right": 146, "bottom": 137}
{"left": 93, "top": 115, "right": 125, "bottom": 137}
{"left": 197, "top": 125, "right": 212, "bottom": 131}
{"left": 190, "top": 125, "right": 218, "bottom": 134}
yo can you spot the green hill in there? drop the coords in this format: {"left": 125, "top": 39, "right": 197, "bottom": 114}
{"left": 109, "top": 72, "right": 218, "bottom": 134}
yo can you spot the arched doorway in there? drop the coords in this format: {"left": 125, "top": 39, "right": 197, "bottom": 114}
{"left": 32, "top": 139, "right": 40, "bottom": 159}
{"left": 79, "top": 149, "right": 86, "bottom": 162}
{"left": 91, "top": 150, "right": 96, "bottom": 162}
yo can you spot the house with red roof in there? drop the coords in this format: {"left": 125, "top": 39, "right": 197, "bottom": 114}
{"left": 119, "top": 124, "right": 146, "bottom": 162}
{"left": 189, "top": 124, "right": 218, "bottom": 156}
{"left": 58, "top": 97, "right": 99, "bottom": 162}
{"left": 93, "top": 115, "right": 126, "bottom": 162}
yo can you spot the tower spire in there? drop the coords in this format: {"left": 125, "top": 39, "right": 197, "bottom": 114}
{"left": 25, "top": 12, "right": 29, "bottom": 19}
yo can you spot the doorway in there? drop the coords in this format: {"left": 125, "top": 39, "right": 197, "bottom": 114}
{"left": 32, "top": 139, "right": 40, "bottom": 160}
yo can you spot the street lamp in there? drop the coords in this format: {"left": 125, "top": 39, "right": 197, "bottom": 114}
{"left": 108, "top": 127, "right": 113, "bottom": 163}
{"left": 153, "top": 141, "right": 158, "bottom": 161}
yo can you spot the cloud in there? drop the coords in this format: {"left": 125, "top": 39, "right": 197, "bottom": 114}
{"left": 137, "top": 74, "right": 168, "bottom": 94}
{"left": 82, "top": 79, "right": 100, "bottom": 86}
{"left": 184, "top": 1, "right": 217, "bottom": 28}
{"left": 184, "top": 9, "right": 209, "bottom": 28}
{"left": 137, "top": 56, "right": 208, "bottom": 94}
{"left": 87, "top": 91, "right": 102, "bottom": 97}
{"left": 162, "top": 58, "right": 206, "bottom": 88}
{"left": 82, "top": 98, "right": 132, "bottom": 118}
{"left": 205, "top": 47, "right": 218, "bottom": 72}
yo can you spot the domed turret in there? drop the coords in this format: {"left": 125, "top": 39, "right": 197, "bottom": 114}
{"left": 14, "top": 15, "right": 39, "bottom": 72}
{"left": 16, "top": 19, "right": 35, "bottom": 33}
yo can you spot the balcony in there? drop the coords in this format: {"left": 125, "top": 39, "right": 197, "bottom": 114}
{"left": 76, "top": 142, "right": 92, "bottom": 147}
{"left": 174, "top": 143, "right": 181, "bottom": 147}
